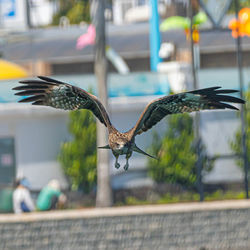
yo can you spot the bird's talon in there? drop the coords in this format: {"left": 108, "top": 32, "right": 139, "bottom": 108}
{"left": 115, "top": 163, "right": 120, "bottom": 169}
{"left": 124, "top": 164, "right": 129, "bottom": 171}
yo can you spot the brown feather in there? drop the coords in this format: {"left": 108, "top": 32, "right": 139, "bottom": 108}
{"left": 128, "top": 87, "right": 245, "bottom": 139}
{"left": 13, "top": 76, "right": 113, "bottom": 131}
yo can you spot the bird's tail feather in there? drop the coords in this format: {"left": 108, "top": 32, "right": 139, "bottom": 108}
{"left": 98, "top": 145, "right": 110, "bottom": 149}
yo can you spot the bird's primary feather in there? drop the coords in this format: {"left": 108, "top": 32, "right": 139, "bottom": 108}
{"left": 13, "top": 77, "right": 245, "bottom": 140}
{"left": 13, "top": 76, "right": 245, "bottom": 170}
{"left": 13, "top": 76, "right": 113, "bottom": 131}
{"left": 128, "top": 87, "right": 245, "bottom": 138}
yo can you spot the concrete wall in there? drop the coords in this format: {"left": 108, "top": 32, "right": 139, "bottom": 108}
{"left": 0, "top": 200, "right": 250, "bottom": 250}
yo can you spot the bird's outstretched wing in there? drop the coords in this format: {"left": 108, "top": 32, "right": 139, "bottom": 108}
{"left": 129, "top": 87, "right": 245, "bottom": 138}
{"left": 13, "top": 76, "right": 112, "bottom": 129}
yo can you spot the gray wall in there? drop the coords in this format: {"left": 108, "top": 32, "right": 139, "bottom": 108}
{"left": 0, "top": 201, "right": 250, "bottom": 250}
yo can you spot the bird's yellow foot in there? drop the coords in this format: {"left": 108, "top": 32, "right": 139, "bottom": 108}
{"left": 115, "top": 162, "right": 120, "bottom": 169}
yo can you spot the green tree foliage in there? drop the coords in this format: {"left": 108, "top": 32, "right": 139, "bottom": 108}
{"left": 58, "top": 109, "right": 97, "bottom": 192}
{"left": 230, "top": 89, "right": 250, "bottom": 172}
{"left": 228, "top": 0, "right": 250, "bottom": 13}
{"left": 147, "top": 113, "right": 213, "bottom": 189}
{"left": 67, "top": 2, "right": 90, "bottom": 24}
{"left": 51, "top": 0, "right": 90, "bottom": 25}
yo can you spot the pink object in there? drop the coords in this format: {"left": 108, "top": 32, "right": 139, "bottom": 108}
{"left": 76, "top": 24, "right": 96, "bottom": 50}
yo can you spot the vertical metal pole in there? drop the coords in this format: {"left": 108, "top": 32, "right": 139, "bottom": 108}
{"left": 0, "top": 1, "right": 2, "bottom": 29}
{"left": 26, "top": 0, "right": 32, "bottom": 28}
{"left": 91, "top": 0, "right": 113, "bottom": 207}
{"left": 235, "top": 0, "right": 248, "bottom": 199}
{"left": 149, "top": 0, "right": 162, "bottom": 71}
{"left": 189, "top": 0, "right": 204, "bottom": 201}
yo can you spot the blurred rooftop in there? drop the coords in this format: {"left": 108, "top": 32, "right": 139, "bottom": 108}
{"left": 1, "top": 22, "right": 250, "bottom": 75}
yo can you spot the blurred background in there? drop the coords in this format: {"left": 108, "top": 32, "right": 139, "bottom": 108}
{"left": 0, "top": 0, "right": 250, "bottom": 212}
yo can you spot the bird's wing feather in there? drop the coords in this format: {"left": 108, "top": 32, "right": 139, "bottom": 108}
{"left": 129, "top": 87, "right": 245, "bottom": 138}
{"left": 13, "top": 76, "right": 112, "bottom": 128}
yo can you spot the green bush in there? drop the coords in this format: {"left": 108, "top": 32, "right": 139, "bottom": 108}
{"left": 147, "top": 113, "right": 213, "bottom": 189}
{"left": 120, "top": 190, "right": 245, "bottom": 206}
{"left": 228, "top": 0, "right": 250, "bottom": 13}
{"left": 67, "top": 1, "right": 90, "bottom": 24}
{"left": 58, "top": 109, "right": 97, "bottom": 192}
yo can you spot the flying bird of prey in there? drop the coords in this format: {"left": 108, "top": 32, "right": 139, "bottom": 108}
{"left": 13, "top": 76, "right": 245, "bottom": 170}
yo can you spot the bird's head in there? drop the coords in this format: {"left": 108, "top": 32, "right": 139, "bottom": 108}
{"left": 114, "top": 139, "right": 129, "bottom": 153}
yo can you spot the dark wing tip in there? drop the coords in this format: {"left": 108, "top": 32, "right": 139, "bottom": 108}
{"left": 191, "top": 86, "right": 245, "bottom": 110}
{"left": 220, "top": 102, "right": 239, "bottom": 110}
{"left": 18, "top": 79, "right": 55, "bottom": 85}
{"left": 18, "top": 95, "right": 45, "bottom": 103}
{"left": 18, "top": 80, "right": 30, "bottom": 84}
{"left": 189, "top": 86, "right": 221, "bottom": 95}
{"left": 215, "top": 89, "right": 239, "bottom": 94}
{"left": 32, "top": 101, "right": 44, "bottom": 105}
{"left": 37, "top": 76, "right": 65, "bottom": 84}
{"left": 215, "top": 94, "right": 245, "bottom": 104}
{"left": 14, "top": 90, "right": 46, "bottom": 96}
{"left": 13, "top": 76, "right": 61, "bottom": 106}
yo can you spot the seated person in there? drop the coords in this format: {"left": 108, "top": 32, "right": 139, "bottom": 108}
{"left": 36, "top": 179, "right": 66, "bottom": 211}
{"left": 13, "top": 178, "right": 35, "bottom": 214}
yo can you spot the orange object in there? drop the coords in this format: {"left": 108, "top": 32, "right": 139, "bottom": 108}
{"left": 239, "top": 8, "right": 250, "bottom": 24}
{"left": 229, "top": 19, "right": 239, "bottom": 38}
{"left": 229, "top": 8, "right": 250, "bottom": 38}
{"left": 245, "top": 22, "right": 250, "bottom": 36}
{"left": 192, "top": 29, "right": 199, "bottom": 43}
{"left": 184, "top": 27, "right": 199, "bottom": 43}
{"left": 231, "top": 30, "right": 238, "bottom": 38}
{"left": 184, "top": 28, "right": 190, "bottom": 41}
{"left": 229, "top": 18, "right": 239, "bottom": 30}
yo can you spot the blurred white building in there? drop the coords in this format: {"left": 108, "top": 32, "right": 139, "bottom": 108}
{"left": 0, "top": 0, "right": 28, "bottom": 30}
{"left": 113, "top": 0, "right": 168, "bottom": 25}
{"left": 0, "top": 0, "right": 54, "bottom": 30}
{"left": 29, "top": 0, "right": 54, "bottom": 27}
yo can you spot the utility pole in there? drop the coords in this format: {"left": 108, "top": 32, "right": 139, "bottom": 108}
{"left": 26, "top": 0, "right": 32, "bottom": 29}
{"left": 188, "top": 0, "right": 204, "bottom": 201}
{"left": 234, "top": 0, "right": 248, "bottom": 199}
{"left": 91, "top": 0, "right": 113, "bottom": 207}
